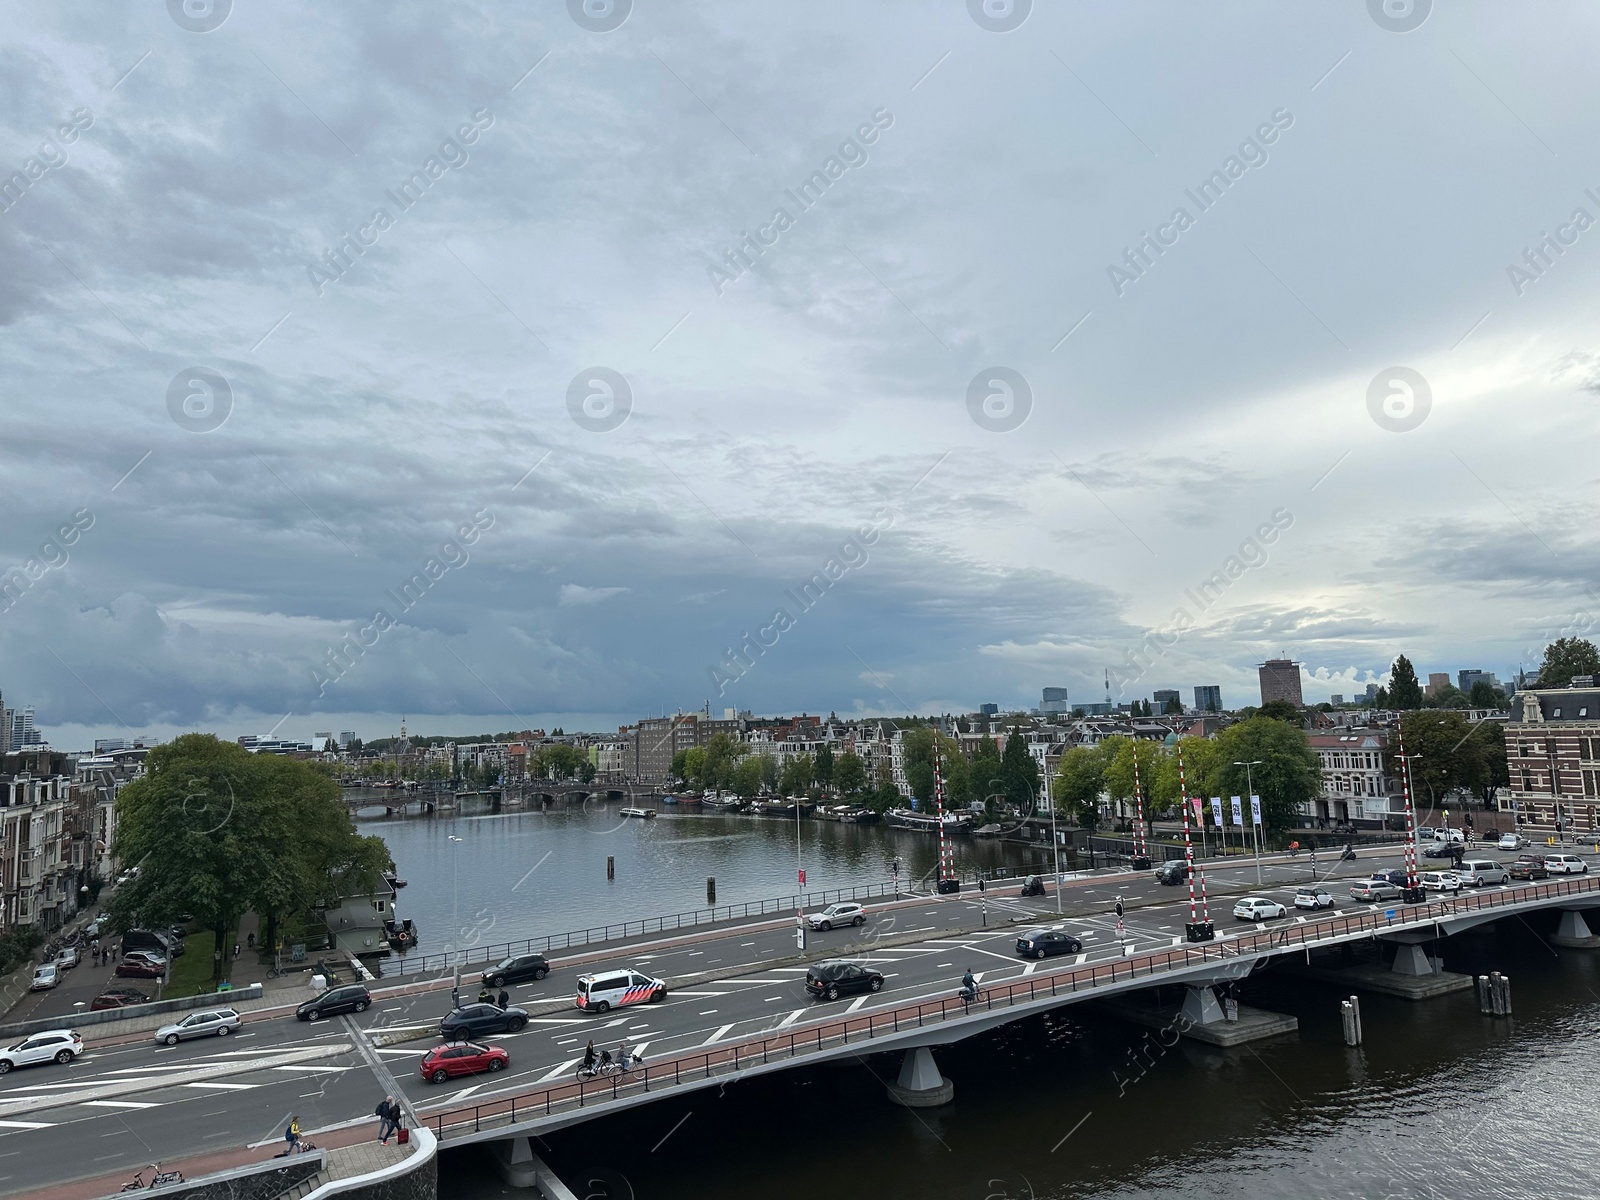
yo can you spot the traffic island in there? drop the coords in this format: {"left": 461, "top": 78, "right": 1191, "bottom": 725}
{"left": 1092, "top": 985, "right": 1297, "bottom": 1047}
{"left": 1550, "top": 908, "right": 1600, "bottom": 949}
{"left": 886, "top": 1047, "right": 954, "bottom": 1107}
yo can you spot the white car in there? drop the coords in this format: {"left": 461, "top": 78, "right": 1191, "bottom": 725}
{"left": 1545, "top": 854, "right": 1589, "bottom": 875}
{"left": 808, "top": 903, "right": 867, "bottom": 931}
{"left": 154, "top": 1008, "right": 241, "bottom": 1046}
{"left": 1420, "top": 870, "right": 1461, "bottom": 892}
{"left": 55, "top": 946, "right": 80, "bottom": 969}
{"left": 1293, "top": 886, "right": 1335, "bottom": 910}
{"left": 1233, "top": 896, "right": 1288, "bottom": 921}
{"left": 1498, "top": 833, "right": 1527, "bottom": 851}
{"left": 0, "top": 1030, "right": 82, "bottom": 1074}
{"left": 29, "top": 963, "right": 59, "bottom": 991}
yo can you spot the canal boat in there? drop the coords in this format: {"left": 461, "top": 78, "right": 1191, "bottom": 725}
{"left": 887, "top": 808, "right": 974, "bottom": 835}
{"left": 619, "top": 806, "right": 657, "bottom": 819}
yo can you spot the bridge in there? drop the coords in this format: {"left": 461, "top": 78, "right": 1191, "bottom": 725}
{"left": 8, "top": 847, "right": 1600, "bottom": 1198}
{"left": 341, "top": 779, "right": 651, "bottom": 814}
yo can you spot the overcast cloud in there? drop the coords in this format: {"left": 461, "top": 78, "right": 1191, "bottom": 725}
{"left": 3, "top": 0, "right": 1598, "bottom": 746}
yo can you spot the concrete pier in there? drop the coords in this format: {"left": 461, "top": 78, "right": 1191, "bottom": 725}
{"left": 493, "top": 1136, "right": 579, "bottom": 1197}
{"left": 1551, "top": 908, "right": 1600, "bottom": 948}
{"left": 886, "top": 1047, "right": 954, "bottom": 1107}
{"left": 1097, "top": 985, "right": 1298, "bottom": 1047}
{"left": 1292, "top": 941, "right": 1475, "bottom": 1000}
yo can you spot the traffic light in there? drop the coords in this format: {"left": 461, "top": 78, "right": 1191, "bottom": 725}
{"left": 979, "top": 878, "right": 986, "bottom": 892}
{"left": 1115, "top": 899, "right": 1124, "bottom": 918}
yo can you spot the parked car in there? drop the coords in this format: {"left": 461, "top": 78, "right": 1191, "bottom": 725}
{"left": 804, "top": 960, "right": 884, "bottom": 1001}
{"left": 1545, "top": 854, "right": 1589, "bottom": 875}
{"left": 1372, "top": 870, "right": 1409, "bottom": 888}
{"left": 1350, "top": 879, "right": 1402, "bottom": 902}
{"left": 574, "top": 970, "right": 666, "bottom": 1013}
{"left": 1423, "top": 841, "right": 1459, "bottom": 859}
{"left": 90, "top": 989, "right": 150, "bottom": 1011}
{"left": 1498, "top": 832, "right": 1527, "bottom": 851}
{"left": 482, "top": 953, "right": 551, "bottom": 989}
{"left": 154, "top": 1009, "right": 241, "bottom": 1045}
{"left": 296, "top": 983, "right": 371, "bottom": 1021}
{"left": 1417, "top": 827, "right": 1436, "bottom": 842}
{"left": 1015, "top": 928, "right": 1083, "bottom": 960}
{"left": 1455, "top": 860, "right": 1510, "bottom": 887}
{"left": 29, "top": 963, "right": 59, "bottom": 991}
{"left": 1233, "top": 897, "right": 1288, "bottom": 921}
{"left": 55, "top": 946, "right": 80, "bottom": 970}
{"left": 1510, "top": 855, "right": 1550, "bottom": 881}
{"left": 420, "top": 1041, "right": 508, "bottom": 1083}
{"left": 1154, "top": 861, "right": 1190, "bottom": 886}
{"left": 1420, "top": 871, "right": 1461, "bottom": 892}
{"left": 123, "top": 929, "right": 182, "bottom": 960}
{"left": 1294, "top": 886, "right": 1335, "bottom": 910}
{"left": 1434, "top": 828, "right": 1465, "bottom": 844}
{"left": 121, "top": 949, "right": 168, "bottom": 969}
{"left": 114, "top": 957, "right": 165, "bottom": 980}
{"left": 807, "top": 903, "right": 867, "bottom": 931}
{"left": 0, "top": 1030, "right": 82, "bottom": 1074}
{"left": 440, "top": 1003, "right": 529, "bottom": 1040}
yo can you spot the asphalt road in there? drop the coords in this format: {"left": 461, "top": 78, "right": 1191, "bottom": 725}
{"left": 0, "top": 844, "right": 1583, "bottom": 1197}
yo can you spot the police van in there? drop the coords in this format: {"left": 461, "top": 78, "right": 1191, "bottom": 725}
{"left": 574, "top": 969, "right": 667, "bottom": 1013}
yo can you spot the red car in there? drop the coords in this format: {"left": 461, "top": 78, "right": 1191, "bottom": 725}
{"left": 90, "top": 989, "right": 150, "bottom": 1010}
{"left": 419, "top": 1041, "right": 508, "bottom": 1084}
{"left": 114, "top": 958, "right": 165, "bottom": 979}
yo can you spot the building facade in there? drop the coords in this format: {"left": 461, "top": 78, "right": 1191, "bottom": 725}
{"left": 1305, "top": 731, "right": 1397, "bottom": 827}
{"left": 1193, "top": 685, "right": 1221, "bottom": 713}
{"left": 1258, "top": 659, "right": 1304, "bottom": 707}
{"left": 1504, "top": 681, "right": 1600, "bottom": 837}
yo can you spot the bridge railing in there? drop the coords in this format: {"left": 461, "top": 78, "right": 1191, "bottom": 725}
{"left": 424, "top": 871, "right": 1600, "bottom": 1139}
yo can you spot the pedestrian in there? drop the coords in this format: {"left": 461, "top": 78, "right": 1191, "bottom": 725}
{"left": 232, "top": 942, "right": 241, "bottom": 960}
{"left": 496, "top": 988, "right": 509, "bottom": 1010}
{"left": 248, "top": 931, "right": 256, "bottom": 950}
{"left": 375, "top": 1095, "right": 398, "bottom": 1143}
{"left": 451, "top": 985, "right": 461, "bottom": 1010}
{"left": 285, "top": 1114, "right": 301, "bottom": 1153}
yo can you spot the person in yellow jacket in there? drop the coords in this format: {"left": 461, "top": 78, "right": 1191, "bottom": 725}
{"left": 285, "top": 1115, "right": 301, "bottom": 1153}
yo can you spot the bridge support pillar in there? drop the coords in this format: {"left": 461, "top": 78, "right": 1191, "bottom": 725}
{"left": 1180, "top": 985, "right": 1225, "bottom": 1026}
{"left": 1390, "top": 944, "right": 1438, "bottom": 976}
{"left": 491, "top": 1137, "right": 579, "bottom": 1197}
{"left": 1552, "top": 908, "right": 1600, "bottom": 948}
{"left": 886, "top": 1047, "right": 954, "bottom": 1107}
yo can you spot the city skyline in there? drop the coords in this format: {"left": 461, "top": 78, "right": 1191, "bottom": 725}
{"left": 2, "top": 4, "right": 1597, "bottom": 749}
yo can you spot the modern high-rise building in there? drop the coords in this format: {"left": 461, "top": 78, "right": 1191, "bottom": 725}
{"left": 1153, "top": 689, "right": 1181, "bottom": 713}
{"left": 1330, "top": 694, "right": 1344, "bottom": 706}
{"left": 1424, "top": 672, "right": 1451, "bottom": 698}
{"left": 338, "top": 731, "right": 358, "bottom": 747}
{"left": 1193, "top": 685, "right": 1222, "bottom": 713}
{"left": 978, "top": 703, "right": 998, "bottom": 717}
{"left": 1364, "top": 683, "right": 1380, "bottom": 702}
{"left": 1039, "top": 687, "right": 1070, "bottom": 715}
{"left": 1458, "top": 669, "right": 1500, "bottom": 694}
{"left": 1258, "top": 659, "right": 1304, "bottom": 707}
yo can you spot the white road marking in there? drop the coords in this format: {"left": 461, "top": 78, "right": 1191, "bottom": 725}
{"left": 776, "top": 1009, "right": 805, "bottom": 1029}
{"left": 184, "top": 1082, "right": 253, "bottom": 1090}
{"left": 535, "top": 1058, "right": 582, "bottom": 1082}
{"left": 669, "top": 990, "right": 730, "bottom": 998}
{"left": 846, "top": 996, "right": 870, "bottom": 1012}
{"left": 1074, "top": 953, "right": 1089, "bottom": 965}
{"left": 523, "top": 1018, "right": 589, "bottom": 1026}
{"left": 451, "top": 1084, "right": 483, "bottom": 1101}
{"left": 82, "top": 1100, "right": 158, "bottom": 1110}
{"left": 697, "top": 1010, "right": 719, "bottom": 1016}
{"left": 700, "top": 1024, "right": 735, "bottom": 1047}
{"left": 0, "top": 1119, "right": 54, "bottom": 1129}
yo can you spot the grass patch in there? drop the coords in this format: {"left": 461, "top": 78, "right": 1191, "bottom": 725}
{"left": 164, "top": 924, "right": 240, "bottom": 999}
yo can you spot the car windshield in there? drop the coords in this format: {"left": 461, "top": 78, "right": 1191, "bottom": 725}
{"left": 495, "top": 957, "right": 515, "bottom": 969}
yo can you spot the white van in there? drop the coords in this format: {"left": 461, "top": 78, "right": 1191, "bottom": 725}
{"left": 574, "top": 969, "right": 667, "bottom": 1013}
{"left": 1455, "top": 860, "right": 1509, "bottom": 886}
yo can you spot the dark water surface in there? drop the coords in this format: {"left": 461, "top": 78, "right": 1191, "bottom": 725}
{"left": 434, "top": 920, "right": 1600, "bottom": 1199}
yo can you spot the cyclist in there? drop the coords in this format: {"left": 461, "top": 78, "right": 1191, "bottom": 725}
{"left": 618, "top": 1041, "right": 631, "bottom": 1071}
{"left": 582, "top": 1040, "right": 597, "bottom": 1073}
{"left": 960, "top": 968, "right": 978, "bottom": 1003}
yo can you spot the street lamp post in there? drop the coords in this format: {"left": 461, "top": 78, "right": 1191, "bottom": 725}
{"left": 1235, "top": 760, "right": 1264, "bottom": 885}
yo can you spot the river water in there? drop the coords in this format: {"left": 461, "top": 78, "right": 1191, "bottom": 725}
{"left": 435, "top": 918, "right": 1600, "bottom": 1199}
{"left": 359, "top": 797, "right": 1048, "bottom": 957}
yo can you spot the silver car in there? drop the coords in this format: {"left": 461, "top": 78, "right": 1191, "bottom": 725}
{"left": 154, "top": 1008, "right": 241, "bottom": 1045}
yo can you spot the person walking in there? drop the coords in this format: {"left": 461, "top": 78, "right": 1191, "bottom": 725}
{"left": 232, "top": 942, "right": 241, "bottom": 960}
{"left": 285, "top": 1115, "right": 301, "bottom": 1154}
{"left": 247, "top": 931, "right": 256, "bottom": 950}
{"left": 375, "top": 1095, "right": 398, "bottom": 1143}
{"left": 496, "top": 988, "right": 509, "bottom": 1010}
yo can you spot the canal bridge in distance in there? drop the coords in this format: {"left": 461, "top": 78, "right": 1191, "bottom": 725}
{"left": 425, "top": 870, "right": 1600, "bottom": 1158}
{"left": 342, "top": 779, "right": 655, "bottom": 813}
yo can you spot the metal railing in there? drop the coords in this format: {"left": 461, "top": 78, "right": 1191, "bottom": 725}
{"left": 423, "top": 870, "right": 1600, "bottom": 1139}
{"left": 389, "top": 880, "right": 907, "bottom": 977}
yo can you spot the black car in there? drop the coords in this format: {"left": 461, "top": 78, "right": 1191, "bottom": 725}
{"left": 1015, "top": 928, "right": 1083, "bottom": 960}
{"left": 1372, "top": 869, "right": 1408, "bottom": 888}
{"left": 440, "top": 1003, "right": 530, "bottom": 1040}
{"left": 804, "top": 960, "right": 884, "bottom": 1002}
{"left": 1422, "top": 842, "right": 1458, "bottom": 859}
{"left": 296, "top": 983, "right": 371, "bottom": 1021}
{"left": 481, "top": 953, "right": 551, "bottom": 988}
{"left": 1154, "top": 861, "right": 1190, "bottom": 886}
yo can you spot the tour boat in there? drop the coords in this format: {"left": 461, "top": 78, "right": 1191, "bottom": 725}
{"left": 619, "top": 806, "right": 656, "bottom": 819}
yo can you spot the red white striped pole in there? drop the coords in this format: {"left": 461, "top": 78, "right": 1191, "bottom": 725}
{"left": 934, "top": 754, "right": 955, "bottom": 885}
{"left": 1399, "top": 726, "right": 1419, "bottom": 894}
{"left": 1179, "top": 744, "right": 1198, "bottom": 924}
{"left": 1132, "top": 748, "right": 1148, "bottom": 860}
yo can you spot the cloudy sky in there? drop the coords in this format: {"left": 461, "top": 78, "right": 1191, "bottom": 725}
{"left": 3, "top": 0, "right": 1598, "bottom": 747}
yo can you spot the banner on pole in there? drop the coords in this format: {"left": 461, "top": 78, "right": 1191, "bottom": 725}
{"left": 1250, "top": 794, "right": 1262, "bottom": 825}
{"left": 1191, "top": 797, "right": 1204, "bottom": 824}
{"left": 1210, "top": 797, "right": 1224, "bottom": 827}
{"left": 1231, "top": 796, "right": 1243, "bottom": 827}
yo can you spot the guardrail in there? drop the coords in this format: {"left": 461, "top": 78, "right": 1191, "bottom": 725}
{"left": 424, "top": 871, "right": 1600, "bottom": 1138}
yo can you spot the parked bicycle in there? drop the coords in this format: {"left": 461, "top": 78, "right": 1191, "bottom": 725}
{"left": 119, "top": 1163, "right": 184, "bottom": 1191}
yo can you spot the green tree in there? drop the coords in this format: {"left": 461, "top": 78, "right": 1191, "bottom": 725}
{"left": 1388, "top": 654, "right": 1424, "bottom": 710}
{"left": 1393, "top": 710, "right": 1488, "bottom": 808}
{"left": 834, "top": 752, "right": 868, "bottom": 796}
{"left": 759, "top": 753, "right": 781, "bottom": 792}
{"left": 1254, "top": 699, "right": 1302, "bottom": 725}
{"left": 814, "top": 743, "right": 835, "bottom": 793}
{"left": 1053, "top": 745, "right": 1109, "bottom": 828}
{"left": 577, "top": 760, "right": 596, "bottom": 783}
{"left": 1161, "top": 695, "right": 1182, "bottom": 715}
{"left": 1425, "top": 683, "right": 1468, "bottom": 709}
{"left": 1539, "top": 637, "right": 1600, "bottom": 687}
{"left": 1103, "top": 737, "right": 1161, "bottom": 821}
{"left": 1210, "top": 718, "right": 1322, "bottom": 830}
{"left": 779, "top": 754, "right": 814, "bottom": 795}
{"left": 731, "top": 755, "right": 764, "bottom": 797}
{"left": 999, "top": 728, "right": 1040, "bottom": 811}
{"left": 1469, "top": 680, "right": 1507, "bottom": 708}
{"left": 969, "top": 736, "right": 1004, "bottom": 814}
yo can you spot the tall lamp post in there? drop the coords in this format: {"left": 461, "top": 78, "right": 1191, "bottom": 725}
{"left": 1234, "top": 759, "right": 1264, "bottom": 885}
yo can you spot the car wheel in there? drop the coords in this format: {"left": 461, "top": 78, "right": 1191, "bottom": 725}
{"left": 305, "top": 1009, "right": 320, "bottom": 1021}
{"left": 825, "top": 986, "right": 840, "bottom": 1001}
{"left": 487, "top": 1057, "right": 505, "bottom": 1072}
{"left": 869, "top": 977, "right": 883, "bottom": 992}
{"left": 164, "top": 1033, "right": 180, "bottom": 1046}
{"left": 355, "top": 999, "right": 370, "bottom": 1012}
{"left": 650, "top": 989, "right": 666, "bottom": 1003}
{"left": 431, "top": 1068, "right": 449, "bottom": 1083}
{"left": 594, "top": 1001, "right": 610, "bottom": 1014}
{"left": 217, "top": 1025, "right": 231, "bottom": 1037}
{"left": 508, "top": 1016, "right": 527, "bottom": 1031}
{"left": 1036, "top": 949, "right": 1046, "bottom": 960}
{"left": 490, "top": 976, "right": 504, "bottom": 988}
{"left": 820, "top": 922, "right": 832, "bottom": 932}
{"left": 853, "top": 916, "right": 865, "bottom": 926}
{"left": 0, "top": 1061, "right": 11, "bottom": 1075}
{"left": 55, "top": 1050, "right": 74, "bottom": 1064}
{"left": 534, "top": 968, "right": 548, "bottom": 980}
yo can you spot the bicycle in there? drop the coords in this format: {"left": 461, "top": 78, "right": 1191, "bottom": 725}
{"left": 575, "top": 1052, "right": 642, "bottom": 1082}
{"left": 120, "top": 1164, "right": 184, "bottom": 1191}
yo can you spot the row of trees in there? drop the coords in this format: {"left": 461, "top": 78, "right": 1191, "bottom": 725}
{"left": 112, "top": 735, "right": 391, "bottom": 981}
{"left": 1372, "top": 640, "right": 1598, "bottom": 711}
{"left": 1052, "top": 715, "right": 1321, "bottom": 832}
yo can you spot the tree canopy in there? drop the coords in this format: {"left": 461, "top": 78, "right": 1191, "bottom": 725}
{"left": 1540, "top": 637, "right": 1600, "bottom": 687}
{"left": 1388, "top": 654, "right": 1424, "bottom": 710}
{"left": 111, "top": 735, "right": 390, "bottom": 978}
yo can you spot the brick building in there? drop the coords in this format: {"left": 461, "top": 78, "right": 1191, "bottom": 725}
{"left": 1505, "top": 679, "right": 1600, "bottom": 837}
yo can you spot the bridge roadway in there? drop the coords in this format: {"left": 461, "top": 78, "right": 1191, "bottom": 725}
{"left": 0, "top": 847, "right": 1594, "bottom": 1195}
